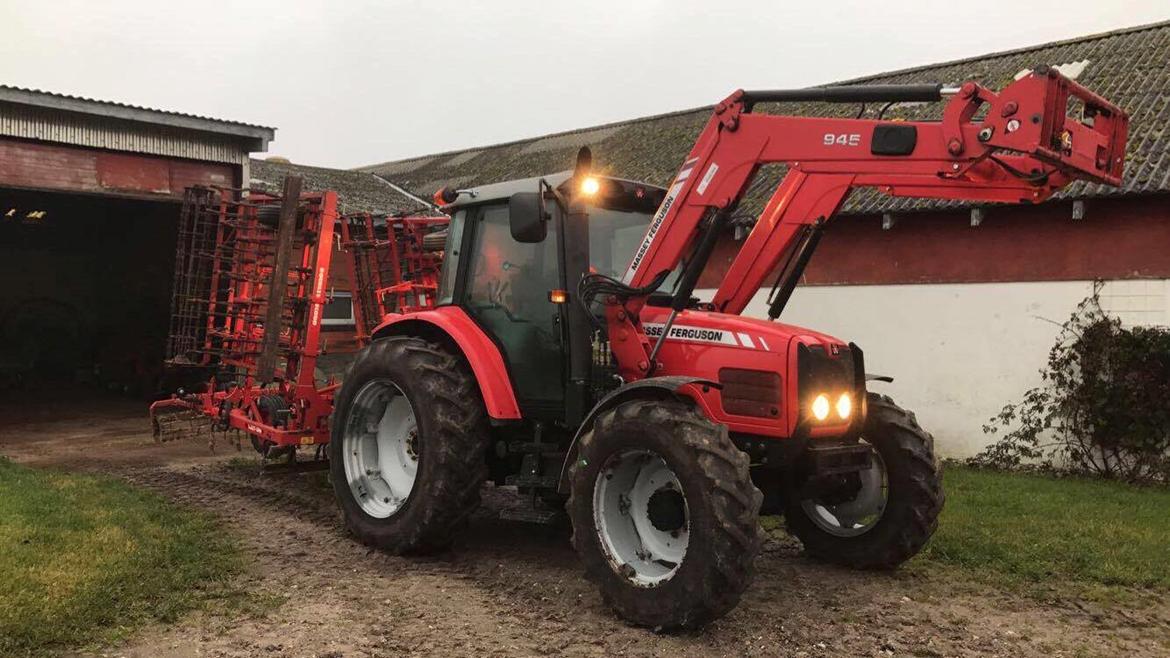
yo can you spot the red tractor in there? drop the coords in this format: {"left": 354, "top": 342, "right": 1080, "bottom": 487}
{"left": 329, "top": 68, "right": 1126, "bottom": 629}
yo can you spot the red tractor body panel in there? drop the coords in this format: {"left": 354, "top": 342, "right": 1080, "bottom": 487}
{"left": 373, "top": 306, "right": 523, "bottom": 420}
{"left": 634, "top": 307, "right": 852, "bottom": 438}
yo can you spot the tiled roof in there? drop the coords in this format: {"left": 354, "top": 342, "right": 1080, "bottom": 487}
{"left": 359, "top": 20, "right": 1170, "bottom": 215}
{"left": 249, "top": 159, "right": 426, "bottom": 215}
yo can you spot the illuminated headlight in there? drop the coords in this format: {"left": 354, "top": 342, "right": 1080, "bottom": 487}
{"left": 811, "top": 394, "right": 831, "bottom": 421}
{"left": 836, "top": 393, "right": 852, "bottom": 420}
{"left": 580, "top": 176, "right": 601, "bottom": 196}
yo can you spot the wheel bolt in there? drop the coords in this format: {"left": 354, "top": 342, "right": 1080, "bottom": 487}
{"left": 618, "top": 494, "right": 631, "bottom": 515}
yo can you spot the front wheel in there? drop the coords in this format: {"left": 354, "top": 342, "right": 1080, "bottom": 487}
{"left": 568, "top": 399, "right": 762, "bottom": 630}
{"left": 784, "top": 393, "right": 944, "bottom": 569}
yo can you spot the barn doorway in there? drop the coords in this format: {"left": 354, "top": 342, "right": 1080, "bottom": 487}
{"left": 0, "top": 188, "right": 178, "bottom": 398}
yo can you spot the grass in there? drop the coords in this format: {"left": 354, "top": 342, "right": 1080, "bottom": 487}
{"left": 0, "top": 458, "right": 247, "bottom": 657}
{"left": 921, "top": 464, "right": 1170, "bottom": 590}
{"left": 763, "top": 464, "right": 1170, "bottom": 597}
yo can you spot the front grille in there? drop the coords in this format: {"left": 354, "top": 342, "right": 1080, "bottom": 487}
{"left": 719, "top": 368, "right": 782, "bottom": 418}
{"left": 797, "top": 344, "right": 856, "bottom": 412}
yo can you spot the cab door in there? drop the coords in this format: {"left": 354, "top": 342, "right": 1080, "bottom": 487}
{"left": 459, "top": 203, "right": 565, "bottom": 418}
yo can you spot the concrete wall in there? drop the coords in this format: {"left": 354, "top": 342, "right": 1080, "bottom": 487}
{"left": 700, "top": 279, "right": 1170, "bottom": 458}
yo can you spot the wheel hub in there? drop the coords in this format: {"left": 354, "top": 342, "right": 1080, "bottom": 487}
{"left": 341, "top": 380, "right": 419, "bottom": 519}
{"left": 593, "top": 449, "right": 690, "bottom": 585}
{"left": 646, "top": 488, "right": 686, "bottom": 533}
{"left": 800, "top": 441, "right": 888, "bottom": 537}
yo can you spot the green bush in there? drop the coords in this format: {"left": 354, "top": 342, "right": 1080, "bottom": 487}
{"left": 973, "top": 283, "right": 1170, "bottom": 484}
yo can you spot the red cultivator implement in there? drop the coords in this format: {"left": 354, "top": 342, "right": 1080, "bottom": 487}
{"left": 149, "top": 177, "right": 447, "bottom": 462}
{"left": 340, "top": 213, "right": 448, "bottom": 342}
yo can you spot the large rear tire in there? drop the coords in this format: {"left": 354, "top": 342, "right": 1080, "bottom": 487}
{"left": 568, "top": 399, "right": 762, "bottom": 630}
{"left": 784, "top": 393, "right": 943, "bottom": 568}
{"left": 329, "top": 336, "right": 488, "bottom": 553}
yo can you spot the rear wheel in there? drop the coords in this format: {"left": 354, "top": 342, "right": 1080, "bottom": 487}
{"left": 568, "top": 399, "right": 762, "bottom": 630}
{"left": 784, "top": 393, "right": 943, "bottom": 568}
{"left": 329, "top": 336, "right": 488, "bottom": 553}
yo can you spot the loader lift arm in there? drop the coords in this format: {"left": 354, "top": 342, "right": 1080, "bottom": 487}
{"left": 616, "top": 68, "right": 1127, "bottom": 339}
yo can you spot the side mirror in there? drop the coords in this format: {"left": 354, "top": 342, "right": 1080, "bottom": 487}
{"left": 509, "top": 192, "right": 548, "bottom": 243}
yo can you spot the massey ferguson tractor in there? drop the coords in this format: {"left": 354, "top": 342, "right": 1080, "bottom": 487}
{"left": 155, "top": 67, "right": 1125, "bottom": 630}
{"left": 328, "top": 67, "right": 1125, "bottom": 629}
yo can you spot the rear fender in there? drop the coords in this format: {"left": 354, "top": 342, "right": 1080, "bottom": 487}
{"left": 556, "top": 376, "right": 716, "bottom": 493}
{"left": 371, "top": 307, "right": 522, "bottom": 420}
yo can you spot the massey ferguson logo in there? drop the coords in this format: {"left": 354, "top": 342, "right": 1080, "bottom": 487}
{"left": 622, "top": 157, "right": 700, "bottom": 284}
{"left": 623, "top": 181, "right": 680, "bottom": 283}
{"left": 646, "top": 324, "right": 723, "bottom": 342}
{"left": 643, "top": 322, "right": 737, "bottom": 346}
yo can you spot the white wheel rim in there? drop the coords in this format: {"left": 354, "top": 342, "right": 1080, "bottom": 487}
{"left": 342, "top": 380, "right": 418, "bottom": 518}
{"left": 593, "top": 449, "right": 689, "bottom": 586}
{"left": 800, "top": 442, "right": 887, "bottom": 537}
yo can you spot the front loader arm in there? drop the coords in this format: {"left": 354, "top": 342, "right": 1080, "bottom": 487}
{"left": 620, "top": 69, "right": 1127, "bottom": 317}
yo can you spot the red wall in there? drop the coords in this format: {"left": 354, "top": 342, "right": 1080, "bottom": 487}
{"left": 700, "top": 196, "right": 1170, "bottom": 288}
{"left": 0, "top": 137, "right": 237, "bottom": 199}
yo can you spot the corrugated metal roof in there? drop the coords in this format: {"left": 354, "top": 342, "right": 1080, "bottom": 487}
{"left": 360, "top": 20, "right": 1170, "bottom": 215}
{"left": 0, "top": 103, "right": 253, "bottom": 164}
{"left": 0, "top": 85, "right": 274, "bottom": 148}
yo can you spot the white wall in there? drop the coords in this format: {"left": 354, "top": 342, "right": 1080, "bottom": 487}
{"left": 698, "top": 280, "right": 1170, "bottom": 458}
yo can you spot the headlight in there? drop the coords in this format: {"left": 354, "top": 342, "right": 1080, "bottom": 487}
{"left": 811, "top": 394, "right": 830, "bottom": 421}
{"left": 836, "top": 393, "right": 852, "bottom": 419}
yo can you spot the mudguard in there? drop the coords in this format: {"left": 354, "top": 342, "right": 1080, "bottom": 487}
{"left": 371, "top": 307, "right": 522, "bottom": 420}
{"left": 556, "top": 375, "right": 716, "bottom": 493}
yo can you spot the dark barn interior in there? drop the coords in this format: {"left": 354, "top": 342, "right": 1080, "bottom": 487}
{"left": 0, "top": 189, "right": 178, "bottom": 394}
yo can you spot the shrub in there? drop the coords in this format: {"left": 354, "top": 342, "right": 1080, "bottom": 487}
{"left": 972, "top": 283, "right": 1170, "bottom": 484}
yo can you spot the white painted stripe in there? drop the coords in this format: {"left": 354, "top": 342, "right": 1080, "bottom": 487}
{"left": 758, "top": 336, "right": 771, "bottom": 351}
{"left": 737, "top": 332, "right": 755, "bottom": 348}
{"left": 676, "top": 167, "right": 694, "bottom": 181}
{"left": 696, "top": 163, "right": 719, "bottom": 195}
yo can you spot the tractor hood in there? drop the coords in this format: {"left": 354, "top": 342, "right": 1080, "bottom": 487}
{"left": 640, "top": 306, "right": 848, "bottom": 355}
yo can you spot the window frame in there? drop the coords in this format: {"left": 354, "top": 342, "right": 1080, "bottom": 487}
{"left": 321, "top": 291, "right": 356, "bottom": 328}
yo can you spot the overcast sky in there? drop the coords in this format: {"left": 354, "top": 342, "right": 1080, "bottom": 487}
{"left": 1, "top": 1, "right": 1165, "bottom": 169}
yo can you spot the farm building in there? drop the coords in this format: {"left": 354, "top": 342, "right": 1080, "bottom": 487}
{"left": 0, "top": 87, "right": 274, "bottom": 392}
{"left": 0, "top": 82, "right": 428, "bottom": 394}
{"left": 357, "top": 21, "right": 1170, "bottom": 457}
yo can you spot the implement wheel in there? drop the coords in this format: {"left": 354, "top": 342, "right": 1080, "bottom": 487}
{"left": 329, "top": 336, "right": 488, "bottom": 553}
{"left": 568, "top": 399, "right": 762, "bottom": 630}
{"left": 784, "top": 393, "right": 944, "bottom": 568}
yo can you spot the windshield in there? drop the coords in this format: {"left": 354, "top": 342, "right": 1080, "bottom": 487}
{"left": 587, "top": 206, "right": 655, "bottom": 280}
{"left": 588, "top": 205, "right": 679, "bottom": 293}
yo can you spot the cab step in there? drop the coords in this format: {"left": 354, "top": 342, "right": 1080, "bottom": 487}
{"left": 505, "top": 474, "right": 559, "bottom": 489}
{"left": 499, "top": 507, "right": 562, "bottom": 525}
{"left": 507, "top": 441, "right": 564, "bottom": 457}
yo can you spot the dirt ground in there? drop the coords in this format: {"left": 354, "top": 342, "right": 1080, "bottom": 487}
{"left": 3, "top": 390, "right": 1168, "bottom": 658}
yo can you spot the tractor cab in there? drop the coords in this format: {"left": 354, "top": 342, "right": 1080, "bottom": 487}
{"left": 432, "top": 172, "right": 667, "bottom": 424}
